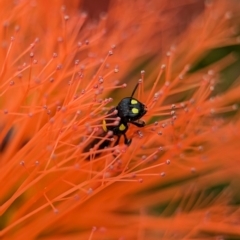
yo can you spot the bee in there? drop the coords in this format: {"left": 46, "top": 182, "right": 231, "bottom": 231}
{"left": 84, "top": 83, "right": 147, "bottom": 158}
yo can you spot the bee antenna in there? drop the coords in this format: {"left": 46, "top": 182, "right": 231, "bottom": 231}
{"left": 130, "top": 83, "right": 139, "bottom": 98}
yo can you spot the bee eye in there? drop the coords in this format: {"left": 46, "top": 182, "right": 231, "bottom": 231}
{"left": 131, "top": 99, "right": 138, "bottom": 104}
{"left": 131, "top": 108, "right": 139, "bottom": 114}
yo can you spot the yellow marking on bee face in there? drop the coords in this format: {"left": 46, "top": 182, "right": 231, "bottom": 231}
{"left": 131, "top": 99, "right": 138, "bottom": 104}
{"left": 132, "top": 108, "right": 139, "bottom": 114}
{"left": 102, "top": 119, "right": 107, "bottom": 132}
{"left": 119, "top": 124, "right": 126, "bottom": 131}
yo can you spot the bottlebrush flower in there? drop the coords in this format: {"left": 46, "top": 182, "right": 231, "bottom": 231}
{"left": 0, "top": 0, "right": 240, "bottom": 239}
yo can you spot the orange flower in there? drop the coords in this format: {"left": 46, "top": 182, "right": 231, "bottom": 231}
{"left": 1, "top": 0, "right": 240, "bottom": 239}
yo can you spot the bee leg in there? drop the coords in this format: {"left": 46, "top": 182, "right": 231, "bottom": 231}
{"left": 114, "top": 135, "right": 121, "bottom": 146}
{"left": 123, "top": 133, "right": 132, "bottom": 146}
{"left": 130, "top": 120, "right": 145, "bottom": 128}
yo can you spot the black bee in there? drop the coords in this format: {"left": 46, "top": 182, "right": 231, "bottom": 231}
{"left": 84, "top": 83, "right": 147, "bottom": 158}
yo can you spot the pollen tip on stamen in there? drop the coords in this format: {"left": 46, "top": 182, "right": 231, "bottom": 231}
{"left": 160, "top": 172, "right": 165, "bottom": 177}
{"left": 107, "top": 131, "right": 113, "bottom": 137}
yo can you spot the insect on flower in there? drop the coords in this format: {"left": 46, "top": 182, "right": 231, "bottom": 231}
{"left": 84, "top": 82, "right": 147, "bottom": 159}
